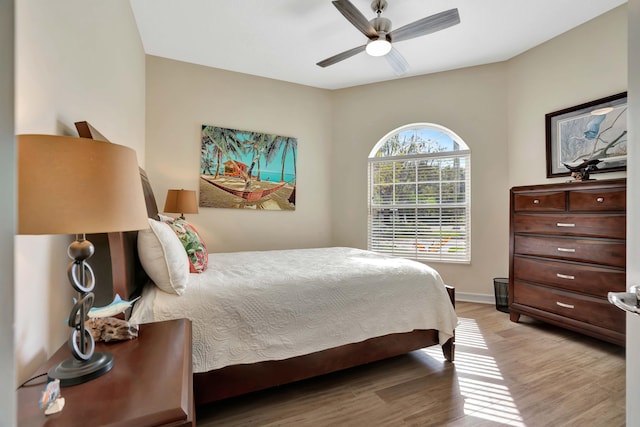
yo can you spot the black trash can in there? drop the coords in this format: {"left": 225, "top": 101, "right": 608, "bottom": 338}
{"left": 493, "top": 277, "right": 509, "bottom": 313}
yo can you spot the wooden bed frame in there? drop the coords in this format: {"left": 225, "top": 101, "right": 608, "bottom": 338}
{"left": 77, "top": 122, "right": 456, "bottom": 405}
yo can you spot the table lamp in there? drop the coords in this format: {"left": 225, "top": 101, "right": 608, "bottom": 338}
{"left": 163, "top": 189, "right": 198, "bottom": 219}
{"left": 17, "top": 134, "right": 149, "bottom": 386}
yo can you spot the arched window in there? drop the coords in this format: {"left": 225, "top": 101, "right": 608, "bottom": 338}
{"left": 368, "top": 123, "right": 471, "bottom": 263}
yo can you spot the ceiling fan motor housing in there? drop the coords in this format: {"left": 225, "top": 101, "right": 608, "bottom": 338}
{"left": 370, "top": 16, "right": 391, "bottom": 38}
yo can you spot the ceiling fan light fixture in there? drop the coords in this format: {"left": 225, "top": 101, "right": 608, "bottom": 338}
{"left": 366, "top": 38, "right": 391, "bottom": 57}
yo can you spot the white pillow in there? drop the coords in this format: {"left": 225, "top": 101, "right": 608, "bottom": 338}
{"left": 137, "top": 218, "right": 189, "bottom": 295}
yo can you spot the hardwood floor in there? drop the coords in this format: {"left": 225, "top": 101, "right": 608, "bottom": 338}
{"left": 196, "top": 302, "right": 625, "bottom": 426}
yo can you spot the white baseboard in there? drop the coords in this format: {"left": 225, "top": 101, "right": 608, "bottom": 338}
{"left": 456, "top": 292, "right": 495, "bottom": 305}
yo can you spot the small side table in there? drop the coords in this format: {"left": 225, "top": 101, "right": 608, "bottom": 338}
{"left": 18, "top": 319, "right": 194, "bottom": 427}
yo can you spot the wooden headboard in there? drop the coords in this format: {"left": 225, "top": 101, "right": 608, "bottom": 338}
{"left": 75, "top": 121, "right": 160, "bottom": 300}
{"left": 107, "top": 168, "right": 160, "bottom": 300}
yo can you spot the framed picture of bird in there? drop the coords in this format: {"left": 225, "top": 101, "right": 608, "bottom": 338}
{"left": 545, "top": 92, "right": 627, "bottom": 178}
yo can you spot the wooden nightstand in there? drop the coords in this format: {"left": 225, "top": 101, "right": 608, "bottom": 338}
{"left": 18, "top": 319, "right": 194, "bottom": 427}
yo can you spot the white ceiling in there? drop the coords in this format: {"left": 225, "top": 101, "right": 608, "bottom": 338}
{"left": 130, "top": 0, "right": 627, "bottom": 90}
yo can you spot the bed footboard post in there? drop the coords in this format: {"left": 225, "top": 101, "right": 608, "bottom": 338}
{"left": 442, "top": 337, "right": 454, "bottom": 362}
{"left": 443, "top": 285, "right": 455, "bottom": 362}
{"left": 445, "top": 285, "right": 455, "bottom": 308}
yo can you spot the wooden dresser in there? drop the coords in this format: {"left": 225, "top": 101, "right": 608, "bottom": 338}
{"left": 509, "top": 178, "right": 626, "bottom": 345}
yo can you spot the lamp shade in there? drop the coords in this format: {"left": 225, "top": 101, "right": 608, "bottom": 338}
{"left": 18, "top": 134, "right": 149, "bottom": 235}
{"left": 163, "top": 189, "right": 199, "bottom": 215}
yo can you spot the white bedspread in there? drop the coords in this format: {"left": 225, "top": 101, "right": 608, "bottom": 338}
{"left": 130, "top": 247, "right": 458, "bottom": 373}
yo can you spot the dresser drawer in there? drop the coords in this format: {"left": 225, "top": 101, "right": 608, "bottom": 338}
{"left": 513, "top": 213, "right": 625, "bottom": 239}
{"left": 514, "top": 235, "right": 625, "bottom": 268}
{"left": 513, "top": 256, "right": 626, "bottom": 297}
{"left": 513, "top": 281, "right": 625, "bottom": 333}
{"left": 569, "top": 188, "right": 626, "bottom": 212}
{"left": 514, "top": 191, "right": 565, "bottom": 212}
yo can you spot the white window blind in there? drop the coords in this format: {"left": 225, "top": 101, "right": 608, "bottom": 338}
{"left": 367, "top": 126, "right": 471, "bottom": 263}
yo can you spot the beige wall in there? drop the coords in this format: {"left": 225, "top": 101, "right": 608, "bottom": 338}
{"left": 14, "top": 0, "right": 146, "bottom": 385}
{"left": 145, "top": 56, "right": 334, "bottom": 252}
{"left": 507, "top": 5, "right": 627, "bottom": 187}
{"left": 331, "top": 64, "right": 509, "bottom": 298}
{"left": 1, "top": 0, "right": 15, "bottom": 423}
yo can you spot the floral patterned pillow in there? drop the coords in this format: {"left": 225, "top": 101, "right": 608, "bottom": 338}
{"left": 164, "top": 218, "right": 208, "bottom": 273}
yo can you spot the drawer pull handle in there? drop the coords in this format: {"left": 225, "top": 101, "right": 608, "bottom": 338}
{"left": 557, "top": 247, "right": 576, "bottom": 253}
{"left": 556, "top": 301, "right": 575, "bottom": 309}
{"left": 556, "top": 223, "right": 575, "bottom": 227}
{"left": 533, "top": 199, "right": 540, "bottom": 204}
{"left": 596, "top": 197, "right": 604, "bottom": 203}
{"left": 556, "top": 273, "right": 575, "bottom": 280}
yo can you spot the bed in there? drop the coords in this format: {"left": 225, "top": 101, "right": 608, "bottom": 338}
{"left": 104, "top": 168, "right": 457, "bottom": 405}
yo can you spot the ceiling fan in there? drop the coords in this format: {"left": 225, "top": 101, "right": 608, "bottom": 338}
{"left": 317, "top": 0, "right": 460, "bottom": 75}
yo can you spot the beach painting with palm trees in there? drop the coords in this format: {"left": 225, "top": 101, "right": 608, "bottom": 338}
{"left": 200, "top": 125, "right": 297, "bottom": 210}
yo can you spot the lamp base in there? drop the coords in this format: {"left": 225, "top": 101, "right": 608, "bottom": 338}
{"left": 48, "top": 352, "right": 114, "bottom": 387}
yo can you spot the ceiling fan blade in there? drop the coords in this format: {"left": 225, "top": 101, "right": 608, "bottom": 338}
{"left": 332, "top": 0, "right": 378, "bottom": 39}
{"left": 389, "top": 8, "right": 460, "bottom": 43}
{"left": 385, "top": 47, "right": 409, "bottom": 75}
{"left": 317, "top": 45, "right": 366, "bottom": 68}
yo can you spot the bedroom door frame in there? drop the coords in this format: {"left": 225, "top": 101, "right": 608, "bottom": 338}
{"left": 627, "top": 0, "right": 640, "bottom": 425}
{"left": 0, "top": 0, "right": 16, "bottom": 425}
